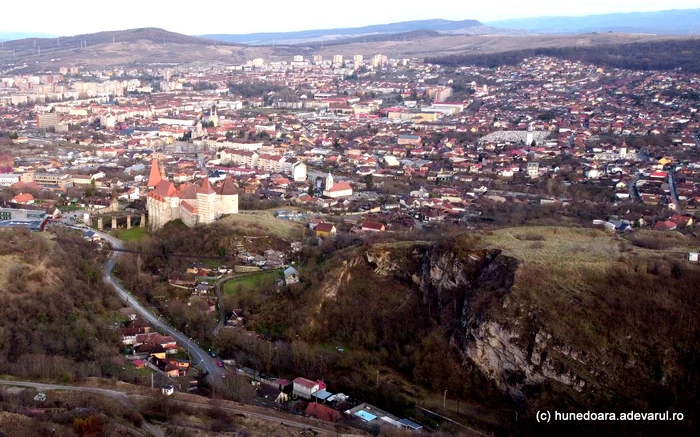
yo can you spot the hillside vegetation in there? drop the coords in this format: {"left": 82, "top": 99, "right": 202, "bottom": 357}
{"left": 0, "top": 228, "right": 126, "bottom": 381}
{"left": 210, "top": 227, "right": 699, "bottom": 436}
{"left": 426, "top": 38, "right": 700, "bottom": 72}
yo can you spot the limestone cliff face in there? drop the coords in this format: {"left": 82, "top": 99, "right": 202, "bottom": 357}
{"left": 359, "top": 243, "right": 590, "bottom": 402}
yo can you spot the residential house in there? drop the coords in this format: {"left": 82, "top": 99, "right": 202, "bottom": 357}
{"left": 362, "top": 221, "right": 386, "bottom": 232}
{"left": 283, "top": 266, "right": 300, "bottom": 285}
{"left": 314, "top": 223, "right": 337, "bottom": 238}
{"left": 11, "top": 193, "right": 34, "bottom": 205}
{"left": 293, "top": 377, "right": 325, "bottom": 399}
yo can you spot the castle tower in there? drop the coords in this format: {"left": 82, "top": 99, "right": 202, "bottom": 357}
{"left": 147, "top": 159, "right": 162, "bottom": 189}
{"left": 197, "top": 177, "right": 216, "bottom": 224}
{"left": 219, "top": 174, "right": 239, "bottom": 215}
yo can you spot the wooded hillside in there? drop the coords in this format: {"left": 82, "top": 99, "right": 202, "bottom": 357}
{"left": 0, "top": 229, "right": 123, "bottom": 381}
{"left": 426, "top": 38, "right": 700, "bottom": 73}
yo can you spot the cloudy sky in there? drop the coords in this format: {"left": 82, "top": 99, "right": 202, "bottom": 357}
{"left": 1, "top": 0, "right": 697, "bottom": 36}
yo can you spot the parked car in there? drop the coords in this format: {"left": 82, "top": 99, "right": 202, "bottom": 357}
{"left": 217, "top": 360, "right": 223, "bottom": 367}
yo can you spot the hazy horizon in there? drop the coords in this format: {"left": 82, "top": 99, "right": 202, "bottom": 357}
{"left": 0, "top": 1, "right": 698, "bottom": 37}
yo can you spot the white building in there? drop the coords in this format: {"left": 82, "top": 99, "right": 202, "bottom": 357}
{"left": 291, "top": 161, "right": 307, "bottom": 182}
{"left": 0, "top": 174, "right": 21, "bottom": 187}
{"left": 323, "top": 172, "right": 353, "bottom": 198}
{"left": 527, "top": 162, "right": 540, "bottom": 179}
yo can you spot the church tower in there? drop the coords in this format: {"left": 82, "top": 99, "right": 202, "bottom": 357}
{"left": 211, "top": 105, "right": 218, "bottom": 127}
{"left": 325, "top": 171, "right": 334, "bottom": 191}
{"left": 147, "top": 159, "right": 162, "bottom": 189}
{"left": 197, "top": 177, "right": 217, "bottom": 224}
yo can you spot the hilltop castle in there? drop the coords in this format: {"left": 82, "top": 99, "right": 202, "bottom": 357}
{"left": 146, "top": 160, "right": 238, "bottom": 230}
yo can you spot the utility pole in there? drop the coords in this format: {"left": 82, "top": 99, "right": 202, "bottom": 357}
{"left": 376, "top": 370, "right": 379, "bottom": 388}
{"left": 151, "top": 372, "right": 154, "bottom": 389}
{"left": 443, "top": 389, "right": 448, "bottom": 409}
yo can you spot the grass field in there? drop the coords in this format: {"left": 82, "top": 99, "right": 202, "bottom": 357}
{"left": 482, "top": 226, "right": 621, "bottom": 267}
{"left": 482, "top": 226, "right": 698, "bottom": 267}
{"left": 58, "top": 205, "right": 83, "bottom": 212}
{"left": 223, "top": 271, "right": 280, "bottom": 295}
{"left": 112, "top": 227, "right": 148, "bottom": 242}
{"left": 220, "top": 210, "right": 304, "bottom": 240}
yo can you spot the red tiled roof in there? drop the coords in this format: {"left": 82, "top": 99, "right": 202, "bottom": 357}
{"left": 220, "top": 175, "right": 239, "bottom": 195}
{"left": 153, "top": 180, "right": 179, "bottom": 198}
{"left": 328, "top": 182, "right": 352, "bottom": 192}
{"left": 293, "top": 377, "right": 319, "bottom": 389}
{"left": 12, "top": 193, "right": 34, "bottom": 203}
{"left": 362, "top": 221, "right": 385, "bottom": 231}
{"left": 147, "top": 159, "right": 162, "bottom": 187}
{"left": 199, "top": 177, "right": 216, "bottom": 195}
{"left": 305, "top": 403, "right": 340, "bottom": 422}
{"left": 181, "top": 201, "right": 197, "bottom": 214}
{"left": 315, "top": 223, "right": 336, "bottom": 233}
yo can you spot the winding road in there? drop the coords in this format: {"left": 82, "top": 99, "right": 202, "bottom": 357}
{"left": 43, "top": 224, "right": 346, "bottom": 435}
{"left": 97, "top": 232, "right": 225, "bottom": 388}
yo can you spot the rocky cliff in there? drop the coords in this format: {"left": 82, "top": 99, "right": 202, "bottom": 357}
{"left": 357, "top": 242, "right": 617, "bottom": 405}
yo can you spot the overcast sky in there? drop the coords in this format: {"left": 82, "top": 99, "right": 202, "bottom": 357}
{"left": 1, "top": 0, "right": 698, "bottom": 36}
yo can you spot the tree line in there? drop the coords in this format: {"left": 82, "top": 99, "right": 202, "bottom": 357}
{"left": 426, "top": 39, "right": 700, "bottom": 73}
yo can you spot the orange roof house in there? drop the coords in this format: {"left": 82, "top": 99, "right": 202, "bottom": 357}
{"left": 12, "top": 192, "right": 34, "bottom": 205}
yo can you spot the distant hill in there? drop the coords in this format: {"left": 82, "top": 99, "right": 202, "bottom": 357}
{"left": 0, "top": 27, "right": 237, "bottom": 51}
{"left": 303, "top": 30, "right": 443, "bottom": 48}
{"left": 0, "top": 28, "right": 256, "bottom": 69}
{"left": 201, "top": 18, "right": 489, "bottom": 45}
{"left": 0, "top": 26, "right": 682, "bottom": 70}
{"left": 488, "top": 8, "right": 700, "bottom": 35}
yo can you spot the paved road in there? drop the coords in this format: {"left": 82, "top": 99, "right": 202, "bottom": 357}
{"left": 668, "top": 170, "right": 679, "bottom": 210}
{"left": 53, "top": 222, "right": 347, "bottom": 436}
{"left": 0, "top": 380, "right": 340, "bottom": 436}
{"left": 213, "top": 274, "right": 236, "bottom": 334}
{"left": 97, "top": 231, "right": 226, "bottom": 388}
{"left": 0, "top": 380, "right": 164, "bottom": 437}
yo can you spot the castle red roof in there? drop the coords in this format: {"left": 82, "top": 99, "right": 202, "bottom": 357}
{"left": 198, "top": 177, "right": 216, "bottom": 195}
{"left": 219, "top": 174, "right": 239, "bottom": 195}
{"left": 147, "top": 159, "right": 162, "bottom": 188}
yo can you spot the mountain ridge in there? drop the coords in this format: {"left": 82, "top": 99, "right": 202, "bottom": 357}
{"left": 487, "top": 8, "right": 700, "bottom": 35}
{"left": 201, "top": 18, "right": 487, "bottom": 45}
{"left": 0, "top": 27, "right": 240, "bottom": 51}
